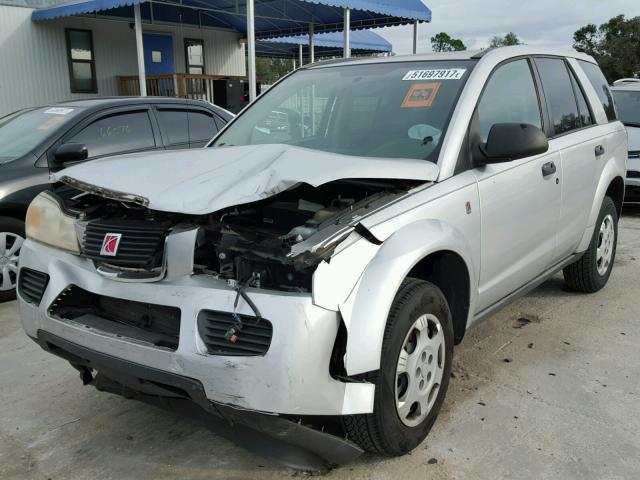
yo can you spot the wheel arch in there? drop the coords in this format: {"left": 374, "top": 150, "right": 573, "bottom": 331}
{"left": 339, "top": 219, "right": 477, "bottom": 377}
{"left": 406, "top": 250, "right": 471, "bottom": 345}
{"left": 605, "top": 175, "right": 624, "bottom": 218}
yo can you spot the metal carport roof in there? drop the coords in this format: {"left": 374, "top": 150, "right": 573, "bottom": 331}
{"left": 256, "top": 29, "right": 391, "bottom": 57}
{"left": 32, "top": 0, "right": 432, "bottom": 38}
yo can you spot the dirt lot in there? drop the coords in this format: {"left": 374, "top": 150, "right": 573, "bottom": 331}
{"left": 2, "top": 210, "right": 640, "bottom": 480}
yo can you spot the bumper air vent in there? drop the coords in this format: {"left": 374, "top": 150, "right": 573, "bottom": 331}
{"left": 82, "top": 220, "right": 168, "bottom": 269}
{"left": 49, "top": 285, "right": 181, "bottom": 350}
{"left": 18, "top": 268, "right": 49, "bottom": 306}
{"left": 197, "top": 310, "right": 273, "bottom": 356}
{"left": 627, "top": 170, "right": 640, "bottom": 179}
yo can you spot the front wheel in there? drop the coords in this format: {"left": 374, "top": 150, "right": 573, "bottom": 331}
{"left": 342, "top": 278, "right": 454, "bottom": 456}
{"left": 0, "top": 217, "right": 25, "bottom": 303}
{"left": 563, "top": 196, "right": 618, "bottom": 293}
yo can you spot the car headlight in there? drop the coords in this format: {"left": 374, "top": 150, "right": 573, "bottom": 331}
{"left": 26, "top": 191, "right": 80, "bottom": 254}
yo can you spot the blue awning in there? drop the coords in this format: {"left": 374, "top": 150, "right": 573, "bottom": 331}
{"left": 256, "top": 29, "right": 391, "bottom": 57}
{"left": 32, "top": 0, "right": 431, "bottom": 37}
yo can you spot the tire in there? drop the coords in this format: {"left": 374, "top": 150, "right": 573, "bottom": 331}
{"left": 563, "top": 196, "right": 618, "bottom": 293}
{"left": 342, "top": 278, "right": 454, "bottom": 456}
{"left": 0, "top": 217, "right": 25, "bottom": 303}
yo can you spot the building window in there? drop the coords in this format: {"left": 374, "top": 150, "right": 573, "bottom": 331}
{"left": 66, "top": 29, "right": 97, "bottom": 93}
{"left": 185, "top": 39, "right": 205, "bottom": 75}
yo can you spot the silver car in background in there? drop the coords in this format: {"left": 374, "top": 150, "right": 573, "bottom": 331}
{"left": 611, "top": 79, "right": 640, "bottom": 202}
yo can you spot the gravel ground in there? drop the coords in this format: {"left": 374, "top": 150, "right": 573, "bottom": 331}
{"left": 1, "top": 210, "right": 639, "bottom": 480}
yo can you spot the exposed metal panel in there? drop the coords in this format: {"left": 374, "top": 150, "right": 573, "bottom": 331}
{"left": 0, "top": 5, "right": 246, "bottom": 116}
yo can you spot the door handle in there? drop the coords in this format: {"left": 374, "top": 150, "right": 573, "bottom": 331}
{"left": 542, "top": 161, "right": 556, "bottom": 176}
{"left": 595, "top": 145, "right": 605, "bottom": 157}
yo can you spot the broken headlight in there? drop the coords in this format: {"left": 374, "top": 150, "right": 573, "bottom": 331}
{"left": 26, "top": 191, "right": 80, "bottom": 254}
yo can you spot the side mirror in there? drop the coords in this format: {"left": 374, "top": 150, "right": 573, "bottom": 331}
{"left": 474, "top": 123, "right": 549, "bottom": 166}
{"left": 52, "top": 143, "right": 88, "bottom": 167}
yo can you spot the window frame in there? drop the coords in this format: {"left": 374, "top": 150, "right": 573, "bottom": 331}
{"left": 65, "top": 28, "right": 97, "bottom": 94}
{"left": 567, "top": 63, "right": 596, "bottom": 130}
{"left": 531, "top": 55, "right": 595, "bottom": 139}
{"left": 54, "top": 106, "right": 160, "bottom": 162}
{"left": 184, "top": 38, "right": 205, "bottom": 75}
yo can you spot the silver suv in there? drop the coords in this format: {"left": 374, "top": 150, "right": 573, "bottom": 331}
{"left": 611, "top": 79, "right": 640, "bottom": 202}
{"left": 18, "top": 46, "right": 626, "bottom": 467}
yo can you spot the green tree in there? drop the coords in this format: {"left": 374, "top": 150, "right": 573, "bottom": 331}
{"left": 255, "top": 57, "right": 296, "bottom": 84}
{"left": 430, "top": 32, "right": 466, "bottom": 52}
{"left": 489, "top": 32, "right": 522, "bottom": 48}
{"left": 573, "top": 15, "right": 640, "bottom": 82}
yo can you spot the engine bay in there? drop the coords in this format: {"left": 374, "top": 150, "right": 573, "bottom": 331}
{"left": 58, "top": 179, "right": 419, "bottom": 292}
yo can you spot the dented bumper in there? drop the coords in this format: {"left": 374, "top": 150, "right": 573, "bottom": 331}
{"left": 18, "top": 239, "right": 374, "bottom": 416}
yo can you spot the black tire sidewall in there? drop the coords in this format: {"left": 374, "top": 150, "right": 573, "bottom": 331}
{"left": 375, "top": 280, "right": 454, "bottom": 455}
{"left": 588, "top": 197, "right": 618, "bottom": 290}
{"left": 0, "top": 216, "right": 26, "bottom": 302}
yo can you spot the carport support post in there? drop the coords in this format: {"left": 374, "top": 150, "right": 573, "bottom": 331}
{"left": 343, "top": 7, "right": 351, "bottom": 58}
{"left": 299, "top": 43, "right": 303, "bottom": 67}
{"left": 246, "top": 0, "right": 257, "bottom": 102}
{"left": 309, "top": 22, "right": 315, "bottom": 63}
{"left": 134, "top": 3, "right": 147, "bottom": 97}
{"left": 413, "top": 20, "right": 419, "bottom": 54}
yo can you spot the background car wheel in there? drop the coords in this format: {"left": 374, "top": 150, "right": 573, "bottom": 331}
{"left": 342, "top": 278, "right": 454, "bottom": 456}
{"left": 0, "top": 217, "right": 25, "bottom": 303}
{"left": 563, "top": 196, "right": 618, "bottom": 293}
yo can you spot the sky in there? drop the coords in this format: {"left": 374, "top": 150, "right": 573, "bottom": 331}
{"left": 375, "top": 0, "right": 640, "bottom": 54}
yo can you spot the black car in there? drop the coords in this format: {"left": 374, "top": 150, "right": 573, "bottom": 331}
{"left": 0, "top": 97, "right": 233, "bottom": 301}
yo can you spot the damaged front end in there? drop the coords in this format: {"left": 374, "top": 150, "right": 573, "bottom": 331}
{"left": 59, "top": 177, "right": 420, "bottom": 292}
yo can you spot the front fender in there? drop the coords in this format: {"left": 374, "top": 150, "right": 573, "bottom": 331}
{"left": 339, "top": 219, "right": 477, "bottom": 376}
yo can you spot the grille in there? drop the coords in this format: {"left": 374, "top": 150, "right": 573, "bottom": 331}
{"left": 82, "top": 220, "right": 168, "bottom": 269}
{"left": 627, "top": 171, "right": 640, "bottom": 179}
{"left": 629, "top": 151, "right": 640, "bottom": 159}
{"left": 197, "top": 310, "right": 273, "bottom": 356}
{"left": 49, "top": 285, "right": 181, "bottom": 350}
{"left": 18, "top": 268, "right": 49, "bottom": 306}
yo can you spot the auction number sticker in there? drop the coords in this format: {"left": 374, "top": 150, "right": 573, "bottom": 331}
{"left": 403, "top": 68, "right": 466, "bottom": 81}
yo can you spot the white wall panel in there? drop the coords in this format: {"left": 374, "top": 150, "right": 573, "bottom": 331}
{"left": 0, "top": 5, "right": 246, "bottom": 116}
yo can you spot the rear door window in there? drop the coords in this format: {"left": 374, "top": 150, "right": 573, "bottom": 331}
{"left": 568, "top": 68, "right": 593, "bottom": 127}
{"left": 187, "top": 110, "right": 219, "bottom": 146}
{"left": 68, "top": 110, "right": 156, "bottom": 158}
{"left": 155, "top": 108, "right": 189, "bottom": 147}
{"left": 578, "top": 60, "right": 617, "bottom": 121}
{"left": 534, "top": 57, "right": 581, "bottom": 136}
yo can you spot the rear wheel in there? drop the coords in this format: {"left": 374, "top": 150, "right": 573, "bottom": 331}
{"left": 563, "top": 196, "right": 617, "bottom": 293}
{"left": 0, "top": 217, "right": 25, "bottom": 303}
{"left": 342, "top": 278, "right": 454, "bottom": 456}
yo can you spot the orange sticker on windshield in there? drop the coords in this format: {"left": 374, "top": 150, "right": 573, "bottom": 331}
{"left": 401, "top": 82, "right": 441, "bottom": 108}
{"left": 37, "top": 116, "right": 65, "bottom": 130}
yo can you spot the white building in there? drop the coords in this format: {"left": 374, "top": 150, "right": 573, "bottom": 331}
{"left": 0, "top": 0, "right": 246, "bottom": 116}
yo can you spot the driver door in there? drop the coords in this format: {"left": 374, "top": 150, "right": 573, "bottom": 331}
{"left": 472, "top": 58, "right": 562, "bottom": 312}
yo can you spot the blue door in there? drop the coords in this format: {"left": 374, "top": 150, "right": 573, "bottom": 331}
{"left": 143, "top": 34, "right": 174, "bottom": 75}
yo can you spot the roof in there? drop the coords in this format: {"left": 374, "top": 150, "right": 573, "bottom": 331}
{"left": 256, "top": 29, "right": 391, "bottom": 58}
{"left": 303, "top": 45, "right": 598, "bottom": 69}
{"left": 32, "top": 0, "right": 431, "bottom": 37}
{"left": 49, "top": 96, "right": 234, "bottom": 119}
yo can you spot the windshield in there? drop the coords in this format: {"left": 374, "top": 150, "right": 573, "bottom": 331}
{"left": 213, "top": 60, "right": 475, "bottom": 162}
{"left": 0, "top": 106, "right": 81, "bottom": 163}
{"left": 612, "top": 90, "right": 640, "bottom": 126}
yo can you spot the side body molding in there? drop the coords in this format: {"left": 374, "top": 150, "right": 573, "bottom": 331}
{"left": 339, "top": 219, "right": 478, "bottom": 376}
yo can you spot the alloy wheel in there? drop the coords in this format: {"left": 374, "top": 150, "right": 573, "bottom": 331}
{"left": 0, "top": 232, "right": 23, "bottom": 291}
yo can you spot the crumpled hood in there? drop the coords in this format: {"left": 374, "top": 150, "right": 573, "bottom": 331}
{"left": 55, "top": 144, "right": 439, "bottom": 215}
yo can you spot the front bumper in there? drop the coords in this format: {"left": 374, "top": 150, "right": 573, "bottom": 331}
{"left": 18, "top": 239, "right": 374, "bottom": 416}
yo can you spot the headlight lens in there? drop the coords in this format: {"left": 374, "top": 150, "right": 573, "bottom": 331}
{"left": 26, "top": 192, "right": 80, "bottom": 254}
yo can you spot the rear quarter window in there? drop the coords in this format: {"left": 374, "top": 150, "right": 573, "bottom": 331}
{"left": 578, "top": 60, "right": 617, "bottom": 121}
